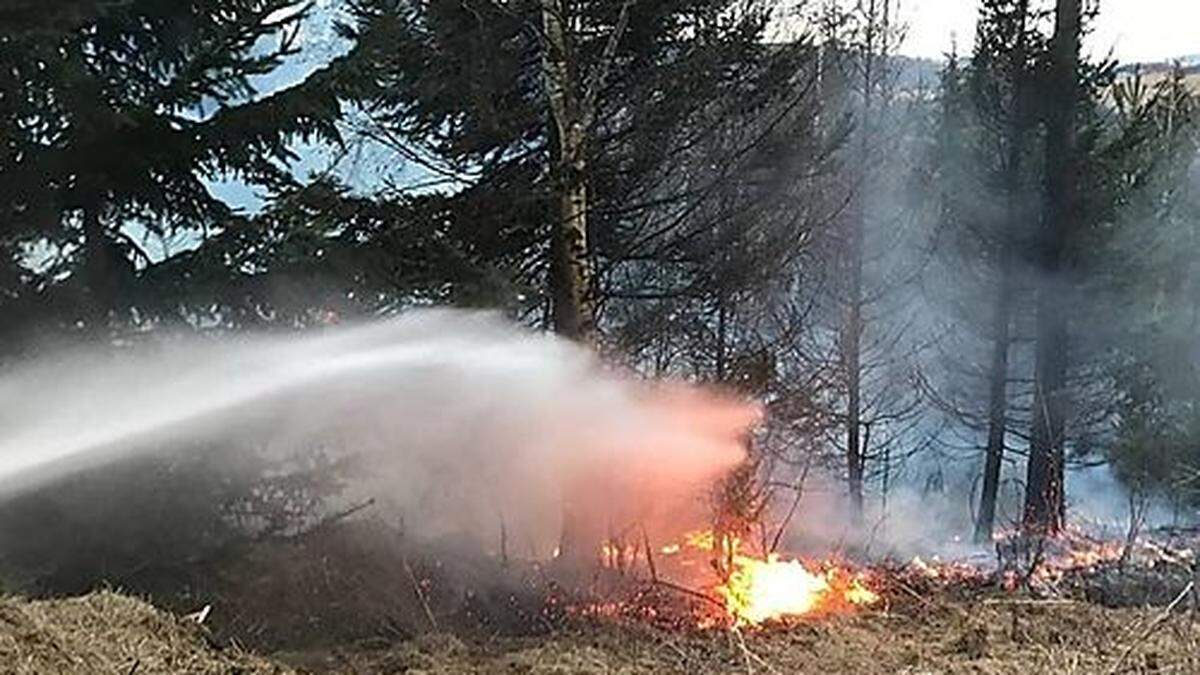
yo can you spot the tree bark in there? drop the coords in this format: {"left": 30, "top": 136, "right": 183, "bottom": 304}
{"left": 1023, "top": 0, "right": 1081, "bottom": 534}
{"left": 845, "top": 221, "right": 865, "bottom": 520}
{"left": 541, "top": 0, "right": 596, "bottom": 344}
{"left": 541, "top": 0, "right": 616, "bottom": 566}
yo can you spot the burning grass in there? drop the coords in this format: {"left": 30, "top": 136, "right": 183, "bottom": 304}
{"left": 595, "top": 529, "right": 881, "bottom": 628}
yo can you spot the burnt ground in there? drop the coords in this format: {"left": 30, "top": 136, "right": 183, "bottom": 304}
{"left": 3, "top": 583, "right": 1199, "bottom": 674}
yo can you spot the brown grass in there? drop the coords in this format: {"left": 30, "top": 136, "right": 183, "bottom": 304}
{"left": 308, "top": 596, "right": 1200, "bottom": 674}
{"left": 0, "top": 590, "right": 288, "bottom": 674}
{"left": 3, "top": 583, "right": 1198, "bottom": 674}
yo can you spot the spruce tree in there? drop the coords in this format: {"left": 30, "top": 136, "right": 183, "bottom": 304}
{"left": 0, "top": 1, "right": 344, "bottom": 339}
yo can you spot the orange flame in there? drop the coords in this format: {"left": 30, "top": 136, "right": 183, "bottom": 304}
{"left": 638, "top": 529, "right": 879, "bottom": 626}
{"left": 717, "top": 552, "right": 879, "bottom": 625}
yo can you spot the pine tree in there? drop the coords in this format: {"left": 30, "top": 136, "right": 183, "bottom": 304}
{"left": 930, "top": 0, "right": 1049, "bottom": 542}
{"left": 0, "top": 1, "right": 344, "bottom": 340}
{"left": 338, "top": 0, "right": 819, "bottom": 337}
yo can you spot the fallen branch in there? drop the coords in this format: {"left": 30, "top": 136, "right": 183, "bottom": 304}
{"left": 981, "top": 598, "right": 1079, "bottom": 606}
{"left": 402, "top": 555, "right": 439, "bottom": 632}
{"left": 730, "top": 625, "right": 779, "bottom": 675}
{"left": 652, "top": 579, "right": 726, "bottom": 610}
{"left": 1107, "top": 580, "right": 1195, "bottom": 675}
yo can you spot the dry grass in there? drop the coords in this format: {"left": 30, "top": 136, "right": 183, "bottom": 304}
{"left": 3, "top": 584, "right": 1198, "bottom": 674}
{"left": 0, "top": 590, "right": 288, "bottom": 674}
{"left": 310, "top": 596, "right": 1200, "bottom": 674}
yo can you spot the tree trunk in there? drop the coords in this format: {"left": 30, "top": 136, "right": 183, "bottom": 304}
{"left": 843, "top": 0, "right": 889, "bottom": 522}
{"left": 541, "top": 0, "right": 598, "bottom": 565}
{"left": 80, "top": 192, "right": 114, "bottom": 331}
{"left": 845, "top": 227, "right": 865, "bottom": 520}
{"left": 975, "top": 253, "right": 1014, "bottom": 542}
{"left": 541, "top": 0, "right": 596, "bottom": 344}
{"left": 1023, "top": 0, "right": 1081, "bottom": 534}
{"left": 975, "top": 0, "right": 1031, "bottom": 543}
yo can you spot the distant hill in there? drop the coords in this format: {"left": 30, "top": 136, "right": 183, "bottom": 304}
{"left": 1118, "top": 55, "right": 1200, "bottom": 76}
{"left": 1116, "top": 56, "right": 1200, "bottom": 92}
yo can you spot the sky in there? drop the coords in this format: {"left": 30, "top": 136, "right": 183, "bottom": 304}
{"left": 900, "top": 0, "right": 1200, "bottom": 62}
{"left": 201, "top": 0, "right": 1200, "bottom": 224}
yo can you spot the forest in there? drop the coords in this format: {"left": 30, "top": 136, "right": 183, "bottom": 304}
{"left": 0, "top": 1, "right": 1199, "bottom": 673}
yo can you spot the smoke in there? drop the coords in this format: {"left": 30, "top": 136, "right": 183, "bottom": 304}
{"left": 0, "top": 310, "right": 757, "bottom": 555}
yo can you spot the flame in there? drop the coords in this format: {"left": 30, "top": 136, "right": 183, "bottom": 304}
{"left": 844, "top": 577, "right": 880, "bottom": 605}
{"left": 685, "top": 530, "right": 716, "bottom": 551}
{"left": 718, "top": 554, "right": 830, "bottom": 622}
{"left": 717, "top": 553, "right": 879, "bottom": 625}
{"left": 659, "top": 530, "right": 879, "bottom": 625}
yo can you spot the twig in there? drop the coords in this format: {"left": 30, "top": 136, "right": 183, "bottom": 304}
{"left": 981, "top": 598, "right": 1079, "bottom": 606}
{"left": 1190, "top": 562, "right": 1199, "bottom": 617}
{"left": 265, "top": 498, "right": 376, "bottom": 543}
{"left": 731, "top": 626, "right": 780, "bottom": 675}
{"left": 1107, "top": 580, "right": 1195, "bottom": 674}
{"left": 769, "top": 460, "right": 812, "bottom": 554}
{"left": 641, "top": 526, "right": 658, "bottom": 583}
{"left": 652, "top": 579, "right": 726, "bottom": 610}
{"left": 402, "top": 555, "right": 438, "bottom": 632}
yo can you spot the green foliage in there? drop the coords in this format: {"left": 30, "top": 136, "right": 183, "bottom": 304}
{"left": 0, "top": 0, "right": 344, "bottom": 335}
{"left": 337, "top": 0, "right": 821, "bottom": 335}
{"left": 1103, "top": 68, "right": 1200, "bottom": 504}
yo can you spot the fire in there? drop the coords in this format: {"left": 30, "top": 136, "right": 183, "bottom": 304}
{"left": 685, "top": 530, "right": 717, "bottom": 551}
{"left": 577, "top": 522, "right": 1193, "bottom": 630}
{"left": 718, "top": 553, "right": 879, "bottom": 625}
{"left": 610, "top": 529, "right": 880, "bottom": 626}
{"left": 719, "top": 554, "right": 830, "bottom": 622}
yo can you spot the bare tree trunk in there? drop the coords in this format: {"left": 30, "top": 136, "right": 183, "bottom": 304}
{"left": 845, "top": 225, "right": 865, "bottom": 520}
{"left": 976, "top": 256, "right": 1013, "bottom": 542}
{"left": 843, "top": 0, "right": 889, "bottom": 522}
{"left": 975, "top": 0, "right": 1031, "bottom": 543}
{"left": 1023, "top": 0, "right": 1081, "bottom": 534}
{"left": 715, "top": 294, "right": 729, "bottom": 381}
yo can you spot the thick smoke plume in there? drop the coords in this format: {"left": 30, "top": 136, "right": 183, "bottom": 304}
{"left": 0, "top": 310, "right": 758, "bottom": 555}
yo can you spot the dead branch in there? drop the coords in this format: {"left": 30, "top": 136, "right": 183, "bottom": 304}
{"left": 402, "top": 555, "right": 438, "bottom": 632}
{"left": 1107, "top": 580, "right": 1195, "bottom": 674}
{"left": 730, "top": 625, "right": 780, "bottom": 675}
{"left": 768, "top": 456, "right": 813, "bottom": 554}
{"left": 641, "top": 526, "right": 658, "bottom": 583}
{"left": 652, "top": 579, "right": 725, "bottom": 610}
